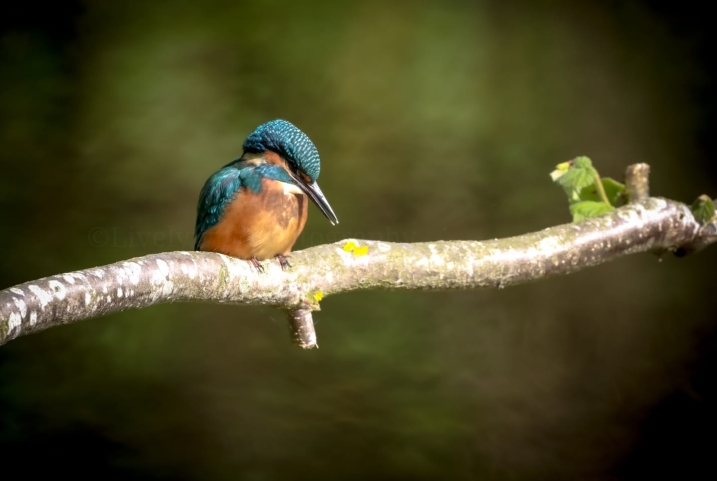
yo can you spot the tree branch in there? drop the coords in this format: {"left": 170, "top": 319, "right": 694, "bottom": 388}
{"left": 2, "top": 179, "right": 716, "bottom": 348}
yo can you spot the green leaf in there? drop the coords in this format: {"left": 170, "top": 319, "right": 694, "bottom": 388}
{"left": 554, "top": 156, "right": 598, "bottom": 202}
{"left": 569, "top": 201, "right": 615, "bottom": 222}
{"left": 602, "top": 178, "right": 626, "bottom": 206}
{"left": 691, "top": 195, "right": 716, "bottom": 225}
{"left": 578, "top": 177, "right": 626, "bottom": 206}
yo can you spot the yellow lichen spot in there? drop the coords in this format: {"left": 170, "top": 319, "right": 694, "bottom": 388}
{"left": 353, "top": 245, "right": 369, "bottom": 257}
{"left": 343, "top": 241, "right": 357, "bottom": 252}
{"left": 313, "top": 291, "right": 323, "bottom": 302}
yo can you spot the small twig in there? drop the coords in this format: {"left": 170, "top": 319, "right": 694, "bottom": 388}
{"left": 286, "top": 308, "right": 318, "bottom": 349}
{"left": 625, "top": 163, "right": 651, "bottom": 202}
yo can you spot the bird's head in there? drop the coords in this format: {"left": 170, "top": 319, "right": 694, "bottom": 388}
{"left": 243, "top": 119, "right": 338, "bottom": 225}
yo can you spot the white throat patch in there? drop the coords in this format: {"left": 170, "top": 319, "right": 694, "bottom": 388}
{"left": 281, "top": 182, "right": 305, "bottom": 196}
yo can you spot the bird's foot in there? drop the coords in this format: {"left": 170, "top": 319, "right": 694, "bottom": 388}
{"left": 275, "top": 254, "right": 292, "bottom": 270}
{"left": 249, "top": 257, "right": 265, "bottom": 273}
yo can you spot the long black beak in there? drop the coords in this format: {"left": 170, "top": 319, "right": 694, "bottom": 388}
{"left": 293, "top": 176, "right": 339, "bottom": 225}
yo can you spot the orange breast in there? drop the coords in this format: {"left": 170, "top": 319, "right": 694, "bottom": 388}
{"left": 199, "top": 178, "right": 308, "bottom": 259}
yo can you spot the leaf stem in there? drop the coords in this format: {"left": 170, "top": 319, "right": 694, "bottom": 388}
{"left": 593, "top": 172, "right": 611, "bottom": 206}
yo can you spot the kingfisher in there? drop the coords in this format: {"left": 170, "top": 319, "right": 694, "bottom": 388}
{"left": 194, "top": 119, "right": 338, "bottom": 270}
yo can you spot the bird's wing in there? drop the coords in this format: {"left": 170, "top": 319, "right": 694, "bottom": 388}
{"left": 194, "top": 166, "right": 245, "bottom": 250}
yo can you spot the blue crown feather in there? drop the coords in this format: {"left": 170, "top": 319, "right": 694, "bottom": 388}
{"left": 242, "top": 119, "right": 321, "bottom": 181}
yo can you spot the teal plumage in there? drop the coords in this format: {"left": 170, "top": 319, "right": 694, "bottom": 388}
{"left": 194, "top": 164, "right": 243, "bottom": 250}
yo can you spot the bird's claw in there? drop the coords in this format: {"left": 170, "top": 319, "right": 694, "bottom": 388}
{"left": 275, "top": 254, "right": 292, "bottom": 270}
{"left": 249, "top": 257, "right": 265, "bottom": 273}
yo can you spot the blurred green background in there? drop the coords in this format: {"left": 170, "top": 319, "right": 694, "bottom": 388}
{"left": 1, "top": 0, "right": 716, "bottom": 479}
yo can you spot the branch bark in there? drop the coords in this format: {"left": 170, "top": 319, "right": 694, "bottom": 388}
{"left": 2, "top": 175, "right": 715, "bottom": 348}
